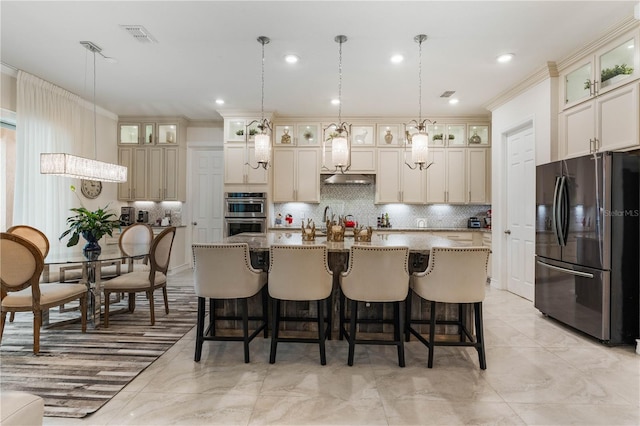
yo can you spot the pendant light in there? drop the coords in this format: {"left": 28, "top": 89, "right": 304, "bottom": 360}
{"left": 405, "top": 34, "right": 433, "bottom": 171}
{"left": 40, "top": 41, "right": 127, "bottom": 183}
{"left": 246, "top": 36, "right": 272, "bottom": 170}
{"left": 323, "top": 35, "right": 351, "bottom": 174}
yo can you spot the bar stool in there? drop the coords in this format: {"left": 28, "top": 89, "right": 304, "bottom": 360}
{"left": 406, "top": 246, "right": 490, "bottom": 369}
{"left": 191, "top": 243, "right": 268, "bottom": 363}
{"left": 339, "top": 245, "right": 410, "bottom": 367}
{"left": 268, "top": 245, "right": 333, "bottom": 365}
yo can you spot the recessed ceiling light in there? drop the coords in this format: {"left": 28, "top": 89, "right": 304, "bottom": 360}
{"left": 284, "top": 54, "right": 299, "bottom": 64}
{"left": 215, "top": 99, "right": 224, "bottom": 105}
{"left": 448, "top": 98, "right": 459, "bottom": 105}
{"left": 497, "top": 53, "right": 514, "bottom": 63}
{"left": 390, "top": 54, "right": 404, "bottom": 64}
{"left": 331, "top": 99, "right": 340, "bottom": 105}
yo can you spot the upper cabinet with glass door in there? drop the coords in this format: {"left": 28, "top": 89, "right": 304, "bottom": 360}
{"left": 118, "top": 122, "right": 178, "bottom": 145}
{"left": 426, "top": 123, "right": 466, "bottom": 146}
{"left": 562, "top": 30, "right": 639, "bottom": 110}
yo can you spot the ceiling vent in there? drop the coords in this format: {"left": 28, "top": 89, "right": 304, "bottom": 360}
{"left": 119, "top": 25, "right": 157, "bottom": 43}
{"left": 440, "top": 91, "right": 456, "bottom": 98}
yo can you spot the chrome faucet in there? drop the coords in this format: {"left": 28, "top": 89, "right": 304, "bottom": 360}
{"left": 322, "top": 205, "right": 333, "bottom": 224}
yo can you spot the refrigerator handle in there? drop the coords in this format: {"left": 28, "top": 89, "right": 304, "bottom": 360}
{"left": 560, "top": 175, "right": 570, "bottom": 246}
{"left": 552, "top": 176, "right": 563, "bottom": 246}
{"left": 536, "top": 260, "right": 594, "bottom": 278}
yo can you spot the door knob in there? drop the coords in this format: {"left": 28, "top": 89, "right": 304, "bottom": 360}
{"left": 192, "top": 222, "right": 198, "bottom": 226}
{"left": 504, "top": 229, "right": 511, "bottom": 235}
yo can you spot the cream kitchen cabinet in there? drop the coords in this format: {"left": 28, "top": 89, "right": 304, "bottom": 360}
{"left": 322, "top": 147, "right": 376, "bottom": 173}
{"left": 224, "top": 144, "right": 269, "bottom": 186}
{"left": 272, "top": 147, "right": 320, "bottom": 202}
{"left": 425, "top": 148, "right": 466, "bottom": 204}
{"left": 118, "top": 146, "right": 185, "bottom": 201}
{"left": 561, "top": 81, "right": 639, "bottom": 158}
{"left": 467, "top": 148, "right": 490, "bottom": 204}
{"left": 148, "top": 146, "right": 184, "bottom": 201}
{"left": 375, "top": 149, "right": 426, "bottom": 204}
{"left": 118, "top": 147, "right": 148, "bottom": 201}
{"left": 561, "top": 30, "right": 639, "bottom": 110}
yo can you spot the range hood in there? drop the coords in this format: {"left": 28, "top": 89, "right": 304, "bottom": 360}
{"left": 322, "top": 174, "right": 374, "bottom": 184}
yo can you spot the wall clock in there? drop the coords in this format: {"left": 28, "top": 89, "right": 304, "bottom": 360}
{"left": 80, "top": 179, "right": 102, "bottom": 199}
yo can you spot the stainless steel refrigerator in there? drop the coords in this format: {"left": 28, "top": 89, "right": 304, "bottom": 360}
{"left": 535, "top": 151, "right": 639, "bottom": 344}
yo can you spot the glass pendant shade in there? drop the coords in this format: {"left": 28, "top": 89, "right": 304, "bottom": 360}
{"left": 332, "top": 135, "right": 349, "bottom": 167}
{"left": 40, "top": 153, "right": 128, "bottom": 183}
{"left": 411, "top": 132, "right": 429, "bottom": 166}
{"left": 254, "top": 133, "right": 271, "bottom": 165}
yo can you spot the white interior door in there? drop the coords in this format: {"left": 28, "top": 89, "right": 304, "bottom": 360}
{"left": 505, "top": 125, "right": 536, "bottom": 300}
{"left": 190, "top": 148, "right": 224, "bottom": 244}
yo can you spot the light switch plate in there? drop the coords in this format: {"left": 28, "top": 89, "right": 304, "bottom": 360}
{"left": 416, "top": 218, "right": 428, "bottom": 228}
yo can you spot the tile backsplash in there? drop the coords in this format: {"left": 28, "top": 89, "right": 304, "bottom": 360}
{"left": 131, "top": 201, "right": 183, "bottom": 226}
{"left": 273, "top": 182, "right": 490, "bottom": 229}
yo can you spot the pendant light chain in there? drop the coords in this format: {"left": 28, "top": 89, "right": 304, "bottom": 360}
{"left": 92, "top": 47, "right": 97, "bottom": 160}
{"left": 338, "top": 37, "right": 343, "bottom": 124}
{"left": 261, "top": 38, "right": 265, "bottom": 122}
{"left": 418, "top": 36, "right": 422, "bottom": 124}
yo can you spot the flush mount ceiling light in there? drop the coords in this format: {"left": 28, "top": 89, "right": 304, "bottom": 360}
{"left": 284, "top": 54, "right": 299, "bottom": 64}
{"left": 245, "top": 36, "right": 272, "bottom": 170}
{"left": 390, "top": 54, "right": 404, "bottom": 64}
{"left": 323, "top": 35, "right": 351, "bottom": 174}
{"left": 497, "top": 53, "right": 515, "bottom": 63}
{"left": 404, "top": 34, "right": 433, "bottom": 171}
{"left": 40, "top": 41, "right": 127, "bottom": 183}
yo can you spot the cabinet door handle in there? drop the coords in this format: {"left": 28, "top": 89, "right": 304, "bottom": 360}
{"left": 469, "top": 191, "right": 471, "bottom": 203}
{"left": 398, "top": 191, "right": 402, "bottom": 202}
{"left": 589, "top": 138, "right": 595, "bottom": 153}
{"left": 595, "top": 138, "right": 599, "bottom": 151}
{"left": 128, "top": 188, "right": 131, "bottom": 199}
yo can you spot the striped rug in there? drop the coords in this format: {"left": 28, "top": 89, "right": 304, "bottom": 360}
{"left": 0, "top": 285, "right": 198, "bottom": 418}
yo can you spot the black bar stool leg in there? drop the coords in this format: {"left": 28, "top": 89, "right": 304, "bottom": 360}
{"left": 194, "top": 297, "right": 205, "bottom": 362}
{"left": 339, "top": 290, "right": 345, "bottom": 340}
{"left": 348, "top": 299, "right": 358, "bottom": 366}
{"left": 262, "top": 286, "right": 269, "bottom": 338}
{"left": 269, "top": 299, "right": 280, "bottom": 364}
{"left": 405, "top": 289, "right": 412, "bottom": 342}
{"left": 209, "top": 298, "right": 216, "bottom": 337}
{"left": 318, "top": 300, "right": 326, "bottom": 365}
{"left": 242, "top": 298, "right": 250, "bottom": 363}
{"left": 475, "top": 302, "right": 487, "bottom": 370}
{"left": 395, "top": 301, "right": 405, "bottom": 367}
{"left": 428, "top": 300, "right": 436, "bottom": 368}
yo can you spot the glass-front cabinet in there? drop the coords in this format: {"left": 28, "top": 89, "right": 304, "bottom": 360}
{"left": 467, "top": 124, "right": 490, "bottom": 146}
{"left": 118, "top": 122, "right": 177, "bottom": 145}
{"left": 157, "top": 124, "right": 177, "bottom": 144}
{"left": 426, "top": 123, "right": 466, "bottom": 146}
{"left": 119, "top": 124, "right": 140, "bottom": 144}
{"left": 562, "top": 31, "right": 639, "bottom": 109}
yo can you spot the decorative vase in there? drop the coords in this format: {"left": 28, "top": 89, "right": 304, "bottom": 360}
{"left": 469, "top": 130, "right": 482, "bottom": 144}
{"left": 81, "top": 231, "right": 101, "bottom": 257}
{"left": 280, "top": 128, "right": 291, "bottom": 144}
{"left": 384, "top": 130, "right": 393, "bottom": 144}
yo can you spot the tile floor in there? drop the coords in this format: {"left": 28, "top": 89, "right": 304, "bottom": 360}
{"left": 44, "top": 269, "right": 640, "bottom": 425}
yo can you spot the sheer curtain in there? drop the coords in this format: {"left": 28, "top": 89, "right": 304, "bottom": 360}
{"left": 14, "top": 71, "right": 92, "bottom": 246}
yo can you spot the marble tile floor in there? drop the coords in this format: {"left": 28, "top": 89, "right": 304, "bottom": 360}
{"left": 44, "top": 269, "right": 640, "bottom": 425}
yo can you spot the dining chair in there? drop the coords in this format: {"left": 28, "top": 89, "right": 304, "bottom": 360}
{"left": 97, "top": 223, "right": 154, "bottom": 278}
{"left": 406, "top": 246, "right": 491, "bottom": 369}
{"left": 192, "top": 243, "right": 268, "bottom": 363}
{"left": 339, "top": 245, "right": 410, "bottom": 367}
{"left": 268, "top": 245, "right": 333, "bottom": 365}
{"left": 101, "top": 227, "right": 176, "bottom": 327}
{"left": 0, "top": 233, "right": 88, "bottom": 354}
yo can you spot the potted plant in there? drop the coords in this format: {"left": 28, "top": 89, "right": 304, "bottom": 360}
{"left": 59, "top": 186, "right": 120, "bottom": 255}
{"left": 601, "top": 64, "right": 634, "bottom": 85}
{"left": 235, "top": 129, "right": 244, "bottom": 136}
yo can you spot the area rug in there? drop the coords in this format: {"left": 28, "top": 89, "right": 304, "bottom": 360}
{"left": 0, "top": 285, "right": 198, "bottom": 418}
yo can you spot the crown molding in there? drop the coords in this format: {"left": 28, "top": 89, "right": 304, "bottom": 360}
{"left": 557, "top": 17, "right": 640, "bottom": 72}
{"left": 484, "top": 62, "right": 558, "bottom": 112}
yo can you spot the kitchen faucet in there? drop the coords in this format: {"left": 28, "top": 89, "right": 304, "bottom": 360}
{"left": 322, "top": 205, "right": 333, "bottom": 224}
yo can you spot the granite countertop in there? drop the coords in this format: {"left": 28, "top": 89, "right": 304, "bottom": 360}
{"left": 269, "top": 226, "right": 491, "bottom": 233}
{"left": 224, "top": 231, "right": 464, "bottom": 254}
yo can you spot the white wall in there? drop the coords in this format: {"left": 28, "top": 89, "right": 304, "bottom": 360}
{"left": 489, "top": 77, "right": 557, "bottom": 290}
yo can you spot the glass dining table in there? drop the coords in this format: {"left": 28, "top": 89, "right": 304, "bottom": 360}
{"left": 43, "top": 242, "right": 150, "bottom": 328}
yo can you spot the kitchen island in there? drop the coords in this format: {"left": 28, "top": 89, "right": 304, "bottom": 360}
{"left": 214, "top": 231, "right": 473, "bottom": 336}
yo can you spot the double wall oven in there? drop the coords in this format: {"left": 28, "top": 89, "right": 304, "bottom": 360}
{"left": 224, "top": 192, "right": 267, "bottom": 237}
